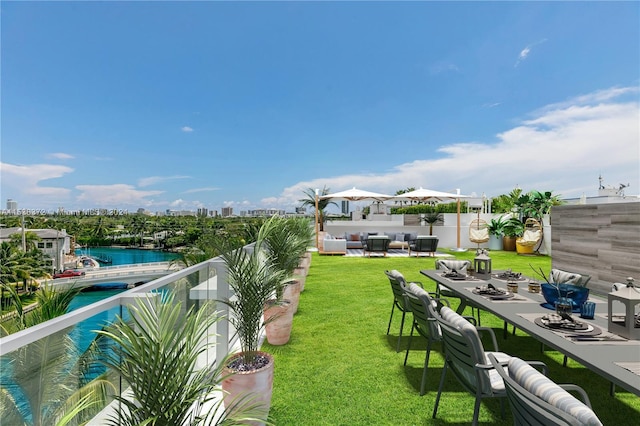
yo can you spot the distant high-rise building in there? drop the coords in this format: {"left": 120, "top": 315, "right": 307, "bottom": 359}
{"left": 295, "top": 206, "right": 306, "bottom": 215}
{"left": 6, "top": 199, "right": 17, "bottom": 212}
{"left": 221, "top": 207, "right": 233, "bottom": 217}
{"left": 197, "top": 208, "right": 208, "bottom": 217}
{"left": 341, "top": 201, "right": 349, "bottom": 215}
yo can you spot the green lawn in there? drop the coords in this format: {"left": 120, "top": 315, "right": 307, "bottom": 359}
{"left": 266, "top": 250, "right": 640, "bottom": 425}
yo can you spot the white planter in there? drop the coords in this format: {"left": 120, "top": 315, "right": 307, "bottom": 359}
{"left": 488, "top": 234, "right": 503, "bottom": 251}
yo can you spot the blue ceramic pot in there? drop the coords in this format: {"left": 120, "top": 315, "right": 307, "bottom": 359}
{"left": 541, "top": 283, "right": 589, "bottom": 312}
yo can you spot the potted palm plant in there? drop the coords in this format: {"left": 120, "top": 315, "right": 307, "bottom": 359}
{"left": 487, "top": 216, "right": 507, "bottom": 251}
{"left": 215, "top": 231, "right": 288, "bottom": 422}
{"left": 502, "top": 217, "right": 524, "bottom": 252}
{"left": 260, "top": 216, "right": 309, "bottom": 345}
{"left": 96, "top": 292, "right": 264, "bottom": 425}
{"left": 420, "top": 210, "right": 444, "bottom": 236}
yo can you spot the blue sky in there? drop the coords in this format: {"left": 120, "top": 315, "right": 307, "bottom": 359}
{"left": 1, "top": 1, "right": 639, "bottom": 214}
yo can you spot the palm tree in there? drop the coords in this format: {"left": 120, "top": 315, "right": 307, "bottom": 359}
{"left": 9, "top": 230, "right": 41, "bottom": 251}
{"left": 96, "top": 292, "right": 265, "bottom": 425}
{"left": 299, "top": 186, "right": 337, "bottom": 232}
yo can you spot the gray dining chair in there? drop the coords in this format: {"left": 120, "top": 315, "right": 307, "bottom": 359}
{"left": 433, "top": 306, "right": 512, "bottom": 426}
{"left": 487, "top": 354, "right": 603, "bottom": 426}
{"left": 384, "top": 270, "right": 415, "bottom": 352}
{"left": 434, "top": 259, "right": 481, "bottom": 324}
{"left": 402, "top": 282, "right": 449, "bottom": 395}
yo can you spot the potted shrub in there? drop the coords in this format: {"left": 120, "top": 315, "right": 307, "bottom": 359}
{"left": 502, "top": 217, "right": 524, "bottom": 252}
{"left": 215, "top": 233, "right": 287, "bottom": 422}
{"left": 487, "top": 216, "right": 507, "bottom": 251}
{"left": 261, "top": 216, "right": 309, "bottom": 344}
{"left": 97, "top": 292, "right": 264, "bottom": 425}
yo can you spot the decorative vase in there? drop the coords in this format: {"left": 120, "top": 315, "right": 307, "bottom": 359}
{"left": 222, "top": 351, "right": 274, "bottom": 425}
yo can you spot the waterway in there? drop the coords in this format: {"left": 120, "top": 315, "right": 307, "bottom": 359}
{"left": 69, "top": 247, "right": 181, "bottom": 309}
{"left": 75, "top": 246, "right": 181, "bottom": 266}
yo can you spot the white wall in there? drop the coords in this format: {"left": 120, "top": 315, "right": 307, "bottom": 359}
{"left": 325, "top": 213, "right": 495, "bottom": 250}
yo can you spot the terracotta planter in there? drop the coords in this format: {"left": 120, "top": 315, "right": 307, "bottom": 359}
{"left": 264, "top": 300, "right": 293, "bottom": 345}
{"left": 502, "top": 236, "right": 516, "bottom": 251}
{"left": 222, "top": 351, "right": 274, "bottom": 424}
{"left": 294, "top": 269, "right": 307, "bottom": 292}
{"left": 283, "top": 280, "right": 301, "bottom": 313}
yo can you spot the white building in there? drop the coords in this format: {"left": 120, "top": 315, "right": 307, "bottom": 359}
{"left": 0, "top": 227, "right": 72, "bottom": 272}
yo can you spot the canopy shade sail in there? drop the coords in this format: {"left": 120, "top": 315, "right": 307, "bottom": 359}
{"left": 320, "top": 187, "right": 393, "bottom": 202}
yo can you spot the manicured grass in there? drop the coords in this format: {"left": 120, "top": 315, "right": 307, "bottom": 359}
{"left": 266, "top": 250, "right": 640, "bottom": 425}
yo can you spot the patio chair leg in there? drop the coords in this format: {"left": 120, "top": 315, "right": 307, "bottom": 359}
{"left": 610, "top": 382, "right": 616, "bottom": 396}
{"left": 396, "top": 310, "right": 406, "bottom": 352}
{"left": 404, "top": 325, "right": 415, "bottom": 365}
{"left": 472, "top": 396, "right": 481, "bottom": 426}
{"left": 432, "top": 364, "right": 447, "bottom": 419}
{"left": 386, "top": 303, "right": 395, "bottom": 335}
{"left": 420, "top": 340, "right": 432, "bottom": 396}
{"left": 563, "top": 355, "right": 568, "bottom": 367}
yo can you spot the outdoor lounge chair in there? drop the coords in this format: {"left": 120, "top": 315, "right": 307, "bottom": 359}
{"left": 403, "top": 283, "right": 448, "bottom": 395}
{"left": 433, "top": 306, "right": 513, "bottom": 426}
{"left": 408, "top": 235, "right": 439, "bottom": 257}
{"left": 487, "top": 354, "right": 602, "bottom": 426}
{"left": 469, "top": 218, "right": 490, "bottom": 249}
{"left": 516, "top": 218, "right": 543, "bottom": 253}
{"left": 363, "top": 235, "right": 390, "bottom": 257}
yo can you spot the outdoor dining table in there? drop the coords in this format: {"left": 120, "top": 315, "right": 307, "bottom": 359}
{"left": 420, "top": 269, "right": 640, "bottom": 397}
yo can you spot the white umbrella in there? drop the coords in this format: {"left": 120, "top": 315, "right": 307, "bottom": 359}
{"left": 320, "top": 187, "right": 393, "bottom": 202}
{"left": 392, "top": 187, "right": 464, "bottom": 203}
{"left": 393, "top": 187, "right": 469, "bottom": 252}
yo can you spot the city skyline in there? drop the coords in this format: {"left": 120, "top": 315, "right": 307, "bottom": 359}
{"left": 1, "top": 2, "right": 638, "bottom": 213}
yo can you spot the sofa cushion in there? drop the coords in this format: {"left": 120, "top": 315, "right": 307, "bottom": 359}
{"left": 349, "top": 233, "right": 361, "bottom": 242}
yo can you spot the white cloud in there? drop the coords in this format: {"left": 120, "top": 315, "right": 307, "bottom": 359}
{"left": 515, "top": 38, "right": 548, "bottom": 67}
{"left": 138, "top": 175, "right": 190, "bottom": 187}
{"left": 75, "top": 184, "right": 164, "bottom": 207}
{"left": 276, "top": 85, "right": 640, "bottom": 208}
{"left": 0, "top": 162, "right": 74, "bottom": 200}
{"left": 48, "top": 152, "right": 75, "bottom": 160}
{"left": 184, "top": 187, "right": 220, "bottom": 194}
{"left": 181, "top": 126, "right": 194, "bottom": 132}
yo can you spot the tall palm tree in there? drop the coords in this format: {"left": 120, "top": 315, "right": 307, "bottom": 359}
{"left": 298, "top": 186, "right": 337, "bottom": 232}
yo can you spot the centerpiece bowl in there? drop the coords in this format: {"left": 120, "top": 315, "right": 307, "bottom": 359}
{"left": 541, "top": 283, "right": 589, "bottom": 312}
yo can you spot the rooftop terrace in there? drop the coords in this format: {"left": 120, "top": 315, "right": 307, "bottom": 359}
{"left": 266, "top": 250, "right": 640, "bottom": 424}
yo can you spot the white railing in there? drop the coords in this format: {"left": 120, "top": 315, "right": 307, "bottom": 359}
{"left": 0, "top": 255, "right": 235, "bottom": 423}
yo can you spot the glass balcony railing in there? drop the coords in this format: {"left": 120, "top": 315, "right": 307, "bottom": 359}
{"left": 0, "top": 256, "right": 235, "bottom": 425}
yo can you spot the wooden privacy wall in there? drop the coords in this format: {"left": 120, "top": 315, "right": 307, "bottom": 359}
{"left": 551, "top": 203, "right": 640, "bottom": 295}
